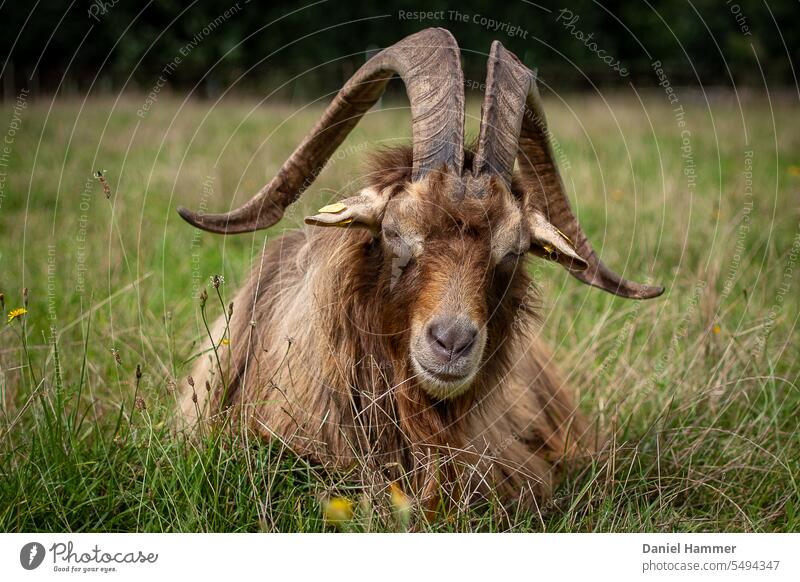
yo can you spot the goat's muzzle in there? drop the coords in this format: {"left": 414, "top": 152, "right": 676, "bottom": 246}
{"left": 411, "top": 313, "right": 485, "bottom": 400}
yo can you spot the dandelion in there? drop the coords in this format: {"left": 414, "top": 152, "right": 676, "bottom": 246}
{"left": 7, "top": 307, "right": 27, "bottom": 324}
{"left": 323, "top": 496, "right": 354, "bottom": 526}
{"left": 389, "top": 482, "right": 411, "bottom": 522}
{"left": 712, "top": 323, "right": 721, "bottom": 335}
{"left": 220, "top": 338, "right": 230, "bottom": 346}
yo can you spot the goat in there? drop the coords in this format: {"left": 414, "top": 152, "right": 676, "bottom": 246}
{"left": 176, "top": 28, "right": 663, "bottom": 511}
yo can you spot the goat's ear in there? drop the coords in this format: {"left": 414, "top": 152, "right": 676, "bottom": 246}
{"left": 304, "top": 187, "right": 388, "bottom": 231}
{"left": 528, "top": 211, "right": 589, "bottom": 272}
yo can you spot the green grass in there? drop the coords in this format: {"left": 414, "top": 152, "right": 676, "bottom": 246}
{"left": 1, "top": 91, "right": 798, "bottom": 532}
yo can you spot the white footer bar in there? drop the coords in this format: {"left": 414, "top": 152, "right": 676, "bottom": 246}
{"left": 2, "top": 533, "right": 797, "bottom": 581}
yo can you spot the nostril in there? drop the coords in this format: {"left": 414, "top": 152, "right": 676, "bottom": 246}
{"left": 427, "top": 323, "right": 451, "bottom": 355}
{"left": 453, "top": 326, "right": 478, "bottom": 356}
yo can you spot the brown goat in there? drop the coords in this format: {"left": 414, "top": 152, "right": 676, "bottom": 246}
{"left": 177, "top": 29, "right": 662, "bottom": 511}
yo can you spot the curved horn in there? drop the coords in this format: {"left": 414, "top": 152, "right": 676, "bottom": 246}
{"left": 472, "top": 41, "right": 525, "bottom": 186}
{"left": 178, "top": 28, "right": 465, "bottom": 234}
{"left": 475, "top": 41, "right": 663, "bottom": 300}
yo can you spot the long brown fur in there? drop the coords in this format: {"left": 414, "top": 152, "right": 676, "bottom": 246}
{"left": 179, "top": 146, "right": 595, "bottom": 511}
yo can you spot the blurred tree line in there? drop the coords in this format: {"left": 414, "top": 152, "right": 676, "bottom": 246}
{"left": 1, "top": 0, "right": 797, "bottom": 100}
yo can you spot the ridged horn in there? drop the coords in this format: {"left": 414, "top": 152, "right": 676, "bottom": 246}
{"left": 474, "top": 41, "right": 663, "bottom": 300}
{"left": 178, "top": 28, "right": 465, "bottom": 234}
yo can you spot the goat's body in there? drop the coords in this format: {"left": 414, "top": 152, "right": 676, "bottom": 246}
{"left": 180, "top": 220, "right": 593, "bottom": 508}
{"left": 176, "top": 28, "right": 660, "bottom": 514}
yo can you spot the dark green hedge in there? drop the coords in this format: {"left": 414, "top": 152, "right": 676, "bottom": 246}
{"left": 1, "top": 0, "right": 796, "bottom": 98}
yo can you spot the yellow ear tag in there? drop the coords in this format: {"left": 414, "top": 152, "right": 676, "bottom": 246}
{"left": 334, "top": 218, "right": 353, "bottom": 226}
{"left": 554, "top": 227, "right": 574, "bottom": 247}
{"left": 318, "top": 202, "right": 347, "bottom": 214}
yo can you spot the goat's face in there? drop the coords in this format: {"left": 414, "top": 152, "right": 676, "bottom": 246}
{"left": 377, "top": 173, "right": 529, "bottom": 399}
{"left": 305, "top": 166, "right": 539, "bottom": 400}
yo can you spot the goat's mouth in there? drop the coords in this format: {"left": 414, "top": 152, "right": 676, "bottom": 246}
{"left": 419, "top": 362, "right": 470, "bottom": 383}
{"left": 410, "top": 357, "right": 477, "bottom": 399}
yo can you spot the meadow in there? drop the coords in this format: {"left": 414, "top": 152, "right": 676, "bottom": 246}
{"left": 0, "top": 89, "right": 798, "bottom": 532}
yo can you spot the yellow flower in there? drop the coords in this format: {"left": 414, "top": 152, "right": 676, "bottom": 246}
{"left": 323, "top": 497, "right": 353, "bottom": 525}
{"left": 7, "top": 307, "right": 27, "bottom": 324}
{"left": 389, "top": 482, "right": 411, "bottom": 515}
{"left": 788, "top": 166, "right": 800, "bottom": 177}
{"left": 219, "top": 338, "right": 230, "bottom": 346}
{"left": 712, "top": 323, "right": 721, "bottom": 335}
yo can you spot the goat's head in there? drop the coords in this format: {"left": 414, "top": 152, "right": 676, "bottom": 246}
{"left": 306, "top": 171, "right": 536, "bottom": 398}
{"left": 178, "top": 28, "right": 663, "bottom": 400}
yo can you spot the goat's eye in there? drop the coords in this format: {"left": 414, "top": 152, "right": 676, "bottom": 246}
{"left": 499, "top": 249, "right": 526, "bottom": 267}
{"left": 383, "top": 227, "right": 410, "bottom": 250}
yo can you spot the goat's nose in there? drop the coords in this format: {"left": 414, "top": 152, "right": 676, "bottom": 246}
{"left": 426, "top": 317, "right": 478, "bottom": 363}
